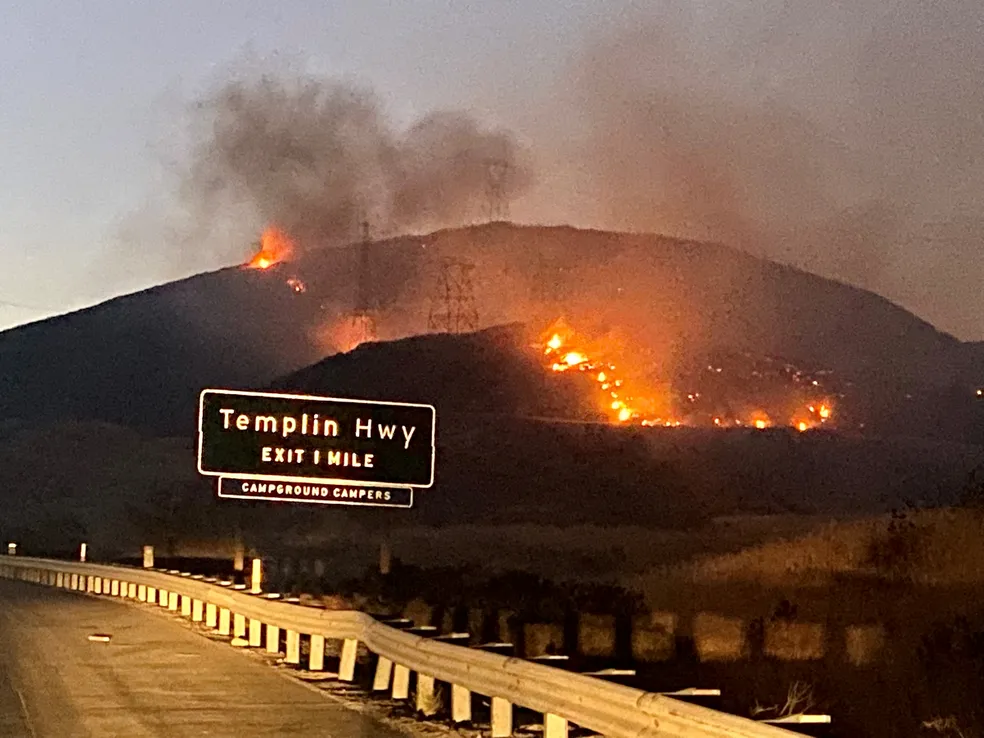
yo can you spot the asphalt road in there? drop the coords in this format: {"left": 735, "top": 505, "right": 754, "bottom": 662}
{"left": 0, "top": 579, "right": 404, "bottom": 737}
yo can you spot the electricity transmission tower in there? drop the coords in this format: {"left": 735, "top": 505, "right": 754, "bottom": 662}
{"left": 484, "top": 159, "right": 510, "bottom": 223}
{"left": 427, "top": 257, "right": 479, "bottom": 333}
{"left": 350, "top": 219, "right": 377, "bottom": 344}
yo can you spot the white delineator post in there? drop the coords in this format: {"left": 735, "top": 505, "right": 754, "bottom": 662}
{"left": 79, "top": 543, "right": 87, "bottom": 562}
{"left": 250, "top": 558, "right": 262, "bottom": 594}
{"left": 6, "top": 543, "right": 16, "bottom": 556}
{"left": 142, "top": 545, "right": 154, "bottom": 568}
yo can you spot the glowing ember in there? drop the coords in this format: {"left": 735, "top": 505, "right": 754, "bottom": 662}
{"left": 286, "top": 277, "right": 306, "bottom": 293}
{"left": 246, "top": 226, "right": 295, "bottom": 270}
{"left": 797, "top": 421, "right": 809, "bottom": 432}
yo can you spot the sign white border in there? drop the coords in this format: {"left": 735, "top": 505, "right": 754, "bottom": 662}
{"left": 198, "top": 388, "right": 436, "bottom": 489}
{"left": 217, "top": 477, "right": 414, "bottom": 509}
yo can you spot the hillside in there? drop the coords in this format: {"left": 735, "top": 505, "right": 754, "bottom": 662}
{"left": 0, "top": 223, "right": 976, "bottom": 438}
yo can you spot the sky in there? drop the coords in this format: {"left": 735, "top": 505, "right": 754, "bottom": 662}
{"left": 1, "top": 0, "right": 983, "bottom": 338}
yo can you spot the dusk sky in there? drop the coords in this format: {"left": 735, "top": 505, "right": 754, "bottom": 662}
{"left": 2, "top": 0, "right": 982, "bottom": 338}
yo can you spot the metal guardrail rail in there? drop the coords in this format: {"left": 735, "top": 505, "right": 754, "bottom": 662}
{"left": 0, "top": 556, "right": 799, "bottom": 738}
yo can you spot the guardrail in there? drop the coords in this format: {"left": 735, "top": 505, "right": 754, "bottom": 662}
{"left": 0, "top": 556, "right": 798, "bottom": 738}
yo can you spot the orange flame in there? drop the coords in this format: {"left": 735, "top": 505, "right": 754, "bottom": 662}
{"left": 247, "top": 226, "right": 294, "bottom": 269}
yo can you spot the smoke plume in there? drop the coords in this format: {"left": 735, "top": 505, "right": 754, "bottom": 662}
{"left": 549, "top": 0, "right": 984, "bottom": 336}
{"left": 186, "top": 74, "right": 531, "bottom": 249}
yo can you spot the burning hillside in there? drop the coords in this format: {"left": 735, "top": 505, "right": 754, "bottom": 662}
{"left": 246, "top": 226, "right": 295, "bottom": 270}
{"left": 537, "top": 319, "right": 838, "bottom": 431}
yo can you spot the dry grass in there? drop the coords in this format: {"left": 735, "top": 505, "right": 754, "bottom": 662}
{"left": 655, "top": 508, "right": 984, "bottom": 588}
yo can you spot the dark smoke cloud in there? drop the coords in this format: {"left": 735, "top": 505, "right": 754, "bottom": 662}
{"left": 186, "top": 74, "right": 531, "bottom": 249}
{"left": 555, "top": 0, "right": 984, "bottom": 337}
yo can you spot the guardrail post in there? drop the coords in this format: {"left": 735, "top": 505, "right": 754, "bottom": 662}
{"left": 491, "top": 697, "right": 513, "bottom": 738}
{"left": 372, "top": 656, "right": 393, "bottom": 691}
{"left": 219, "top": 608, "right": 231, "bottom": 636}
{"left": 544, "top": 713, "right": 568, "bottom": 738}
{"left": 206, "top": 602, "right": 218, "bottom": 628}
{"left": 181, "top": 595, "right": 192, "bottom": 617}
{"left": 339, "top": 638, "right": 358, "bottom": 681}
{"left": 111, "top": 580, "right": 121, "bottom": 597}
{"left": 452, "top": 684, "right": 472, "bottom": 724}
{"left": 286, "top": 630, "right": 301, "bottom": 664}
{"left": 392, "top": 664, "right": 410, "bottom": 699}
{"left": 309, "top": 634, "right": 325, "bottom": 670}
{"left": 168, "top": 591, "right": 179, "bottom": 611}
{"left": 148, "top": 585, "right": 158, "bottom": 604}
{"left": 56, "top": 572, "right": 64, "bottom": 588}
{"left": 192, "top": 599, "right": 204, "bottom": 622}
{"left": 249, "top": 618, "right": 262, "bottom": 647}
{"left": 158, "top": 589, "right": 168, "bottom": 607}
{"left": 94, "top": 577, "right": 103, "bottom": 594}
{"left": 266, "top": 624, "right": 280, "bottom": 654}
{"left": 86, "top": 575, "right": 94, "bottom": 593}
{"left": 234, "top": 613, "right": 247, "bottom": 639}
{"left": 416, "top": 674, "right": 438, "bottom": 716}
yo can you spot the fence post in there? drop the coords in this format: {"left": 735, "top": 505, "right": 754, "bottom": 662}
{"left": 249, "top": 618, "right": 263, "bottom": 647}
{"left": 339, "top": 638, "right": 358, "bottom": 681}
{"left": 266, "top": 624, "right": 281, "bottom": 654}
{"left": 372, "top": 656, "right": 393, "bottom": 691}
{"left": 286, "top": 630, "right": 301, "bottom": 664}
{"left": 234, "top": 613, "right": 247, "bottom": 639}
{"left": 416, "top": 674, "right": 438, "bottom": 716}
{"left": 491, "top": 697, "right": 513, "bottom": 738}
{"left": 544, "top": 713, "right": 568, "bottom": 738}
{"left": 452, "top": 684, "right": 472, "bottom": 724}
{"left": 392, "top": 664, "right": 410, "bottom": 699}
{"left": 309, "top": 634, "right": 325, "bottom": 670}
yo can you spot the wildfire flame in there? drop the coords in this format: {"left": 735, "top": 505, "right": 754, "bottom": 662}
{"left": 538, "top": 319, "right": 837, "bottom": 431}
{"left": 247, "top": 226, "right": 295, "bottom": 270}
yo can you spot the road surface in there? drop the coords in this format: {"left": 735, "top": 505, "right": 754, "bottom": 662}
{"left": 0, "top": 579, "right": 404, "bottom": 737}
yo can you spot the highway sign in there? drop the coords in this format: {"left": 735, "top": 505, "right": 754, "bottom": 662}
{"left": 218, "top": 477, "right": 414, "bottom": 508}
{"left": 198, "top": 389, "right": 436, "bottom": 490}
